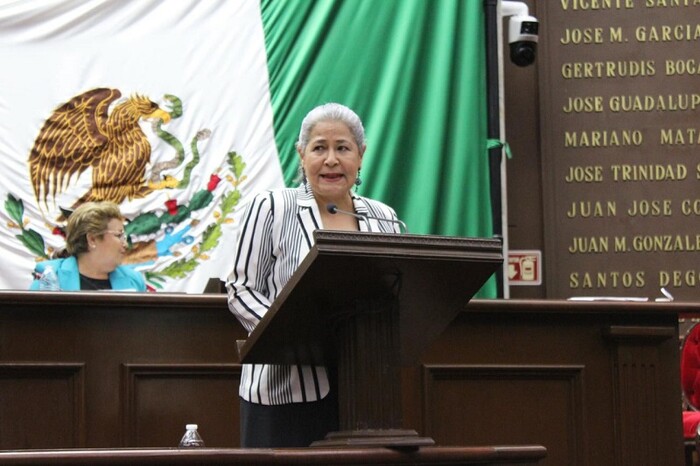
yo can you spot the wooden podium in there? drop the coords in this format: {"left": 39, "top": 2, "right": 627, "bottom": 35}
{"left": 238, "top": 231, "right": 502, "bottom": 448}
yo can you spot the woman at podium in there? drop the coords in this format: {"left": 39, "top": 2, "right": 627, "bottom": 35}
{"left": 226, "top": 103, "right": 401, "bottom": 447}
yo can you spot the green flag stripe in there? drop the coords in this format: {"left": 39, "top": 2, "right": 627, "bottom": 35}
{"left": 261, "top": 0, "right": 495, "bottom": 297}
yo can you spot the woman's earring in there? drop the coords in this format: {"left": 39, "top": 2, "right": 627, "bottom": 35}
{"left": 355, "top": 169, "right": 362, "bottom": 187}
{"left": 302, "top": 168, "right": 309, "bottom": 193}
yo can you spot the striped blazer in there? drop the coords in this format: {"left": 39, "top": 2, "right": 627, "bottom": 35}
{"left": 226, "top": 184, "right": 400, "bottom": 405}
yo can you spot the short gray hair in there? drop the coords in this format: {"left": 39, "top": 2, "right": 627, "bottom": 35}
{"left": 296, "top": 103, "right": 366, "bottom": 152}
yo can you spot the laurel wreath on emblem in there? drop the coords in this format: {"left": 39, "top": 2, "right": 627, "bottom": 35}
{"left": 4, "top": 90, "right": 247, "bottom": 290}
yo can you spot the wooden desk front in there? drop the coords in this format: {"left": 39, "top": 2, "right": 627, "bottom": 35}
{"left": 0, "top": 292, "right": 687, "bottom": 465}
{"left": 0, "top": 446, "right": 546, "bottom": 465}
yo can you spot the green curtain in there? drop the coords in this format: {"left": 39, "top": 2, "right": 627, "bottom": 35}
{"left": 261, "top": 0, "right": 495, "bottom": 297}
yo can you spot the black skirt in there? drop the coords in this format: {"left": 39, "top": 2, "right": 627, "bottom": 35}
{"left": 239, "top": 387, "right": 339, "bottom": 448}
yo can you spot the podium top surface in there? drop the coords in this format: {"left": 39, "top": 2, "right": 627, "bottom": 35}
{"left": 239, "top": 231, "right": 502, "bottom": 365}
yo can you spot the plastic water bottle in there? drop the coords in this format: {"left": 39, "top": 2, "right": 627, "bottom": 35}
{"left": 38, "top": 265, "right": 60, "bottom": 291}
{"left": 178, "top": 424, "right": 205, "bottom": 448}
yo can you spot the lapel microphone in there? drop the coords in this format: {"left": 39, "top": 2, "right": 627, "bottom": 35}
{"left": 326, "top": 204, "right": 408, "bottom": 233}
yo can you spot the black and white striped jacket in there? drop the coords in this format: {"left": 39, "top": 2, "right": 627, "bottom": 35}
{"left": 226, "top": 183, "right": 400, "bottom": 405}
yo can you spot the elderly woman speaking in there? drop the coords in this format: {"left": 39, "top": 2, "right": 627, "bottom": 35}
{"left": 226, "top": 103, "right": 402, "bottom": 448}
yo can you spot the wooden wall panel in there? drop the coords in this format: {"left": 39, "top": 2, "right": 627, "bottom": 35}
{"left": 121, "top": 364, "right": 241, "bottom": 447}
{"left": 410, "top": 299, "right": 685, "bottom": 466}
{"left": 0, "top": 363, "right": 85, "bottom": 449}
{"left": 0, "top": 292, "right": 687, "bottom": 466}
{"left": 605, "top": 325, "right": 679, "bottom": 466}
{"left": 421, "top": 365, "right": 583, "bottom": 466}
{"left": 0, "top": 292, "right": 241, "bottom": 449}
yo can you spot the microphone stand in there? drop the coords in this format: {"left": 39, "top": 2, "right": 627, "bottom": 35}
{"left": 326, "top": 203, "right": 409, "bottom": 234}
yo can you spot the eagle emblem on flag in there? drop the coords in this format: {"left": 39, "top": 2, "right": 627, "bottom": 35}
{"left": 5, "top": 88, "right": 248, "bottom": 291}
{"left": 28, "top": 88, "right": 177, "bottom": 212}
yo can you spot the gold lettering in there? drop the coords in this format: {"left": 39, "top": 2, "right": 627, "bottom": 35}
{"left": 614, "top": 236, "right": 628, "bottom": 252}
{"left": 562, "top": 60, "right": 656, "bottom": 78}
{"left": 561, "top": 0, "right": 635, "bottom": 10}
{"left": 569, "top": 271, "right": 645, "bottom": 289}
{"left": 609, "top": 27, "right": 624, "bottom": 42}
{"left": 659, "top": 270, "right": 699, "bottom": 288}
{"left": 566, "top": 201, "right": 616, "bottom": 217}
{"left": 645, "top": 0, "right": 700, "bottom": 7}
{"left": 660, "top": 128, "right": 700, "bottom": 145}
{"left": 565, "top": 130, "right": 643, "bottom": 147}
{"left": 681, "top": 199, "right": 700, "bottom": 215}
{"left": 561, "top": 27, "right": 604, "bottom": 44}
{"left": 565, "top": 165, "right": 604, "bottom": 182}
{"left": 632, "top": 235, "right": 700, "bottom": 252}
{"left": 570, "top": 272, "right": 580, "bottom": 288}
{"left": 666, "top": 59, "right": 700, "bottom": 75}
{"left": 627, "top": 199, "right": 673, "bottom": 216}
{"left": 636, "top": 24, "right": 700, "bottom": 42}
{"left": 609, "top": 94, "right": 700, "bottom": 112}
{"left": 562, "top": 96, "right": 604, "bottom": 113}
{"left": 569, "top": 236, "right": 610, "bottom": 253}
{"left": 610, "top": 163, "right": 687, "bottom": 181}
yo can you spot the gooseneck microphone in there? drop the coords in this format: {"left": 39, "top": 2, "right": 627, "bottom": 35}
{"left": 326, "top": 203, "right": 409, "bottom": 233}
{"left": 326, "top": 203, "right": 373, "bottom": 232}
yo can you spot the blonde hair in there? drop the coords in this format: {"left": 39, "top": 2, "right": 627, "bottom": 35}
{"left": 65, "top": 201, "right": 123, "bottom": 256}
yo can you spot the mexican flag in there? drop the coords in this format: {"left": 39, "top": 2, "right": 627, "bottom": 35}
{"left": 0, "top": 0, "right": 494, "bottom": 296}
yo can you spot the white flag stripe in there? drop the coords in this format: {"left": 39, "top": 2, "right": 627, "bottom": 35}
{"left": 0, "top": 0, "right": 285, "bottom": 291}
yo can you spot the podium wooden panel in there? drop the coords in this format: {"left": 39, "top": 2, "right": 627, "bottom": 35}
{"left": 238, "top": 231, "right": 502, "bottom": 446}
{"left": 239, "top": 231, "right": 503, "bottom": 366}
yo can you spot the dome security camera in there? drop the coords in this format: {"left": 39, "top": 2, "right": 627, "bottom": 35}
{"left": 508, "top": 15, "right": 539, "bottom": 67}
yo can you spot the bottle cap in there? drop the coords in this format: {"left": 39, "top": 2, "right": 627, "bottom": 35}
{"left": 186, "top": 424, "right": 198, "bottom": 430}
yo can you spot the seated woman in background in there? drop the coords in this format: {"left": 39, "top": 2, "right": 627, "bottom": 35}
{"left": 30, "top": 201, "right": 146, "bottom": 291}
